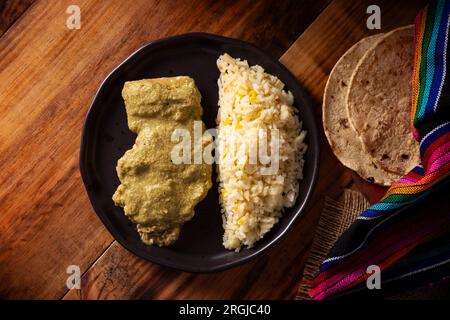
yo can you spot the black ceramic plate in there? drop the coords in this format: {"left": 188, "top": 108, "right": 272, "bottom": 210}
{"left": 80, "top": 33, "right": 319, "bottom": 272}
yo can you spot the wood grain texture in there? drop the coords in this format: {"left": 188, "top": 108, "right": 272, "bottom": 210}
{"left": 0, "top": 0, "right": 35, "bottom": 35}
{"left": 0, "top": 0, "right": 330, "bottom": 299}
{"left": 63, "top": 0, "right": 427, "bottom": 300}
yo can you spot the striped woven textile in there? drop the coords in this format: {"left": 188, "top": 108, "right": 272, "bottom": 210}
{"left": 310, "top": 0, "right": 450, "bottom": 300}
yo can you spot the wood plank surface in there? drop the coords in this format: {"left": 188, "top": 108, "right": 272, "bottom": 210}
{"left": 0, "top": 0, "right": 330, "bottom": 299}
{"left": 62, "top": 0, "right": 427, "bottom": 300}
{"left": 0, "top": 0, "right": 35, "bottom": 36}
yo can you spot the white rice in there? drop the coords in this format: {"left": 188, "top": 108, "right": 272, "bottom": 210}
{"left": 216, "top": 53, "right": 308, "bottom": 251}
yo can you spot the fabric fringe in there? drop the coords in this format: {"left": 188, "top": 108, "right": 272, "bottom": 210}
{"left": 296, "top": 189, "right": 369, "bottom": 300}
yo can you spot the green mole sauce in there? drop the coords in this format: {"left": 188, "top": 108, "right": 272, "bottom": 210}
{"left": 112, "top": 77, "right": 212, "bottom": 246}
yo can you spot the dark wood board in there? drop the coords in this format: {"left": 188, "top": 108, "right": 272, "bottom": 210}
{"left": 0, "top": 0, "right": 428, "bottom": 299}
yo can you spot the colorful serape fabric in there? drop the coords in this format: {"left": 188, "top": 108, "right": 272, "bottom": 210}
{"left": 310, "top": 0, "right": 450, "bottom": 300}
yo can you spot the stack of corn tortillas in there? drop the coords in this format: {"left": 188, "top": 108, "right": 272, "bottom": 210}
{"left": 323, "top": 25, "right": 420, "bottom": 186}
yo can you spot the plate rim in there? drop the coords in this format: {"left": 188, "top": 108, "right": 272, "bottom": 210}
{"left": 79, "top": 32, "right": 320, "bottom": 273}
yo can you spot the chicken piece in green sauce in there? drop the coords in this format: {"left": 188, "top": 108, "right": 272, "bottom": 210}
{"left": 113, "top": 77, "right": 212, "bottom": 246}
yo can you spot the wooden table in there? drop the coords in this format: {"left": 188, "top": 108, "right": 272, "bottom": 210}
{"left": 0, "top": 0, "right": 427, "bottom": 300}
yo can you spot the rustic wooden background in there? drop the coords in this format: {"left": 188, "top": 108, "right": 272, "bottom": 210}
{"left": 0, "top": 0, "right": 427, "bottom": 299}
